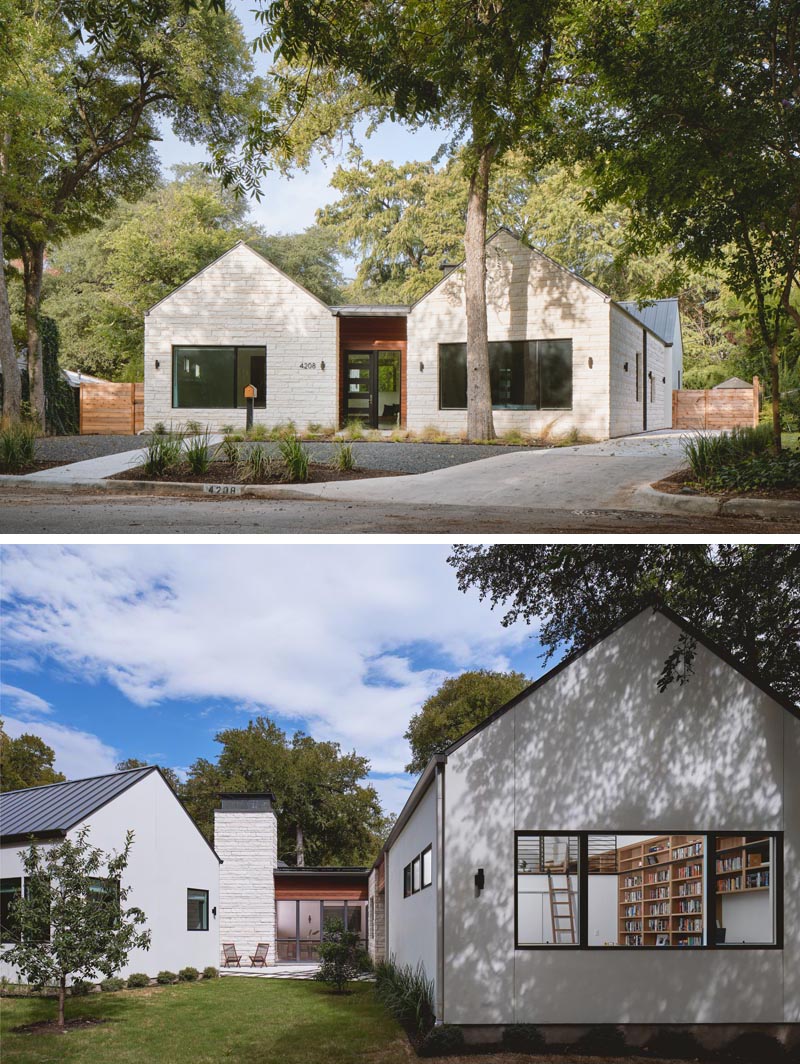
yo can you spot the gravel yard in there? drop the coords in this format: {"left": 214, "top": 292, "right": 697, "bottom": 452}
{"left": 232, "top": 440, "right": 532, "bottom": 473}
{"left": 35, "top": 435, "right": 146, "bottom": 462}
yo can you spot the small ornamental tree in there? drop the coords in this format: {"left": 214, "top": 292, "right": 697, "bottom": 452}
{"left": 0, "top": 827, "right": 151, "bottom": 1029}
{"left": 314, "top": 919, "right": 367, "bottom": 993}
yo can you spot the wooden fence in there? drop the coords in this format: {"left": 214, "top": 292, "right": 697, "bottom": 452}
{"left": 80, "top": 382, "right": 144, "bottom": 435}
{"left": 672, "top": 377, "right": 759, "bottom": 431}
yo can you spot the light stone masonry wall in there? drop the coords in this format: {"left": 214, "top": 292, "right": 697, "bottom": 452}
{"left": 405, "top": 229, "right": 613, "bottom": 440}
{"left": 144, "top": 243, "right": 338, "bottom": 433}
{"left": 368, "top": 868, "right": 386, "bottom": 963}
{"left": 608, "top": 304, "right": 671, "bottom": 437}
{"left": 214, "top": 809, "right": 277, "bottom": 967}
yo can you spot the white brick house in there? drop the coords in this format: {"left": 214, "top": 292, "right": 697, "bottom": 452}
{"left": 143, "top": 229, "right": 676, "bottom": 439}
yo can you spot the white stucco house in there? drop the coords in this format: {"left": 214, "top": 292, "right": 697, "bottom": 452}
{"left": 367, "top": 605, "right": 798, "bottom": 1043}
{"left": 144, "top": 229, "right": 677, "bottom": 440}
{"left": 0, "top": 766, "right": 221, "bottom": 980}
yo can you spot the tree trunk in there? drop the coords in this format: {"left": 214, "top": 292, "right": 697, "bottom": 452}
{"left": 768, "top": 339, "right": 781, "bottom": 454}
{"left": 296, "top": 823, "right": 304, "bottom": 867}
{"left": 464, "top": 142, "right": 496, "bottom": 442}
{"left": 58, "top": 975, "right": 66, "bottom": 1029}
{"left": 22, "top": 240, "right": 46, "bottom": 430}
{"left": 0, "top": 221, "right": 21, "bottom": 423}
{"left": 0, "top": 134, "right": 21, "bottom": 423}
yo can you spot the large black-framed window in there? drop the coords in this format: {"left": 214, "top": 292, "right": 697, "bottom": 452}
{"left": 515, "top": 831, "right": 783, "bottom": 950}
{"left": 172, "top": 346, "right": 266, "bottom": 409}
{"left": 439, "top": 339, "right": 572, "bottom": 411}
{"left": 276, "top": 898, "right": 368, "bottom": 962}
{"left": 187, "top": 888, "right": 209, "bottom": 931}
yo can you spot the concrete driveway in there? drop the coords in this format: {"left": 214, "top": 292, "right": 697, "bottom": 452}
{"left": 262, "top": 430, "right": 699, "bottom": 511}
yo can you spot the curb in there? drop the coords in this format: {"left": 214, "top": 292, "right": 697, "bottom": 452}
{"left": 0, "top": 474, "right": 327, "bottom": 502}
{"left": 635, "top": 483, "right": 800, "bottom": 520}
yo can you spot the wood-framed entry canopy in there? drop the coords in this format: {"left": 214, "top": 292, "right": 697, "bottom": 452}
{"left": 334, "top": 310, "right": 408, "bottom": 428}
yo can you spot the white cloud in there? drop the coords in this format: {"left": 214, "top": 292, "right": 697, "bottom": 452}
{"left": 0, "top": 545, "right": 535, "bottom": 776}
{"left": 369, "top": 774, "right": 416, "bottom": 818}
{"left": 1, "top": 683, "right": 53, "bottom": 718}
{"left": 2, "top": 716, "right": 119, "bottom": 780}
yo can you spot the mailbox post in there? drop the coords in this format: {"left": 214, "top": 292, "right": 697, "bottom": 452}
{"left": 243, "top": 384, "right": 257, "bottom": 431}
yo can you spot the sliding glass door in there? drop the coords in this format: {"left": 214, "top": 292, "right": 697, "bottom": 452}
{"left": 276, "top": 899, "right": 368, "bottom": 961}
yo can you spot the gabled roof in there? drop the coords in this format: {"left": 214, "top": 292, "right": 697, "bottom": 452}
{"left": 0, "top": 767, "right": 221, "bottom": 862}
{"left": 713, "top": 376, "right": 753, "bottom": 390}
{"left": 618, "top": 298, "right": 680, "bottom": 346}
{"left": 145, "top": 240, "right": 331, "bottom": 316}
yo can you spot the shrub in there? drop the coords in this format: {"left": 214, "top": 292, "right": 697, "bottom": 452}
{"left": 202, "top": 966, "right": 219, "bottom": 980}
{"left": 0, "top": 421, "right": 38, "bottom": 473}
{"left": 500, "top": 428, "right": 527, "bottom": 446}
{"left": 183, "top": 419, "right": 202, "bottom": 435}
{"left": 575, "top": 1024, "right": 629, "bottom": 1056}
{"left": 555, "top": 426, "right": 581, "bottom": 446}
{"left": 126, "top": 972, "right": 150, "bottom": 989}
{"left": 720, "top": 1032, "right": 786, "bottom": 1063}
{"left": 343, "top": 418, "right": 365, "bottom": 441}
{"left": 683, "top": 424, "right": 774, "bottom": 479}
{"left": 643, "top": 1028, "right": 706, "bottom": 1060}
{"left": 247, "top": 423, "right": 269, "bottom": 441}
{"left": 151, "top": 421, "right": 166, "bottom": 436}
{"left": 218, "top": 437, "right": 241, "bottom": 464}
{"left": 70, "top": 979, "right": 91, "bottom": 996}
{"left": 314, "top": 919, "right": 367, "bottom": 993}
{"left": 419, "top": 423, "right": 449, "bottom": 443}
{"left": 141, "top": 433, "right": 182, "bottom": 476}
{"left": 219, "top": 424, "right": 235, "bottom": 434}
{"left": 418, "top": 1024, "right": 465, "bottom": 1057}
{"left": 269, "top": 420, "right": 297, "bottom": 440}
{"left": 239, "top": 443, "right": 272, "bottom": 482}
{"left": 701, "top": 451, "right": 800, "bottom": 493}
{"left": 178, "top": 966, "right": 199, "bottom": 982}
{"left": 279, "top": 434, "right": 310, "bottom": 482}
{"left": 374, "top": 958, "right": 435, "bottom": 1039}
{"left": 156, "top": 970, "right": 177, "bottom": 985}
{"left": 333, "top": 440, "right": 356, "bottom": 472}
{"left": 502, "top": 1023, "right": 547, "bottom": 1052}
{"left": 184, "top": 431, "right": 212, "bottom": 475}
{"left": 100, "top": 977, "right": 126, "bottom": 992}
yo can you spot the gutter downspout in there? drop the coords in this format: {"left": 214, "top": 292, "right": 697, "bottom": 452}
{"left": 435, "top": 761, "right": 446, "bottom": 1022}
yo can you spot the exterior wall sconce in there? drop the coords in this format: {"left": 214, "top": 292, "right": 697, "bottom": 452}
{"left": 419, "top": 361, "right": 425, "bottom": 372}
{"left": 623, "top": 362, "right": 629, "bottom": 372}
{"left": 588, "top": 357, "right": 594, "bottom": 369}
{"left": 212, "top": 906, "right": 217, "bottom": 918}
{"left": 154, "top": 360, "right": 160, "bottom": 370}
{"left": 474, "top": 868, "right": 485, "bottom": 895}
{"left": 320, "top": 360, "right": 325, "bottom": 371}
{"left": 662, "top": 376, "right": 666, "bottom": 384}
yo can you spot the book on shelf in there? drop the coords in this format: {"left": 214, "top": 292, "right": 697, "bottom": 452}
{"left": 677, "top": 898, "right": 702, "bottom": 913}
{"left": 745, "top": 870, "right": 769, "bottom": 889}
{"left": 673, "top": 842, "right": 703, "bottom": 860}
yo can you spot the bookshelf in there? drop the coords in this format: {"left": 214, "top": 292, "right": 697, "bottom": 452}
{"left": 617, "top": 835, "right": 705, "bottom": 946}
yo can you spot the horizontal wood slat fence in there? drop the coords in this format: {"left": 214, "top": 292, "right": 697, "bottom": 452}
{"left": 672, "top": 377, "right": 759, "bottom": 430}
{"left": 80, "top": 382, "right": 144, "bottom": 435}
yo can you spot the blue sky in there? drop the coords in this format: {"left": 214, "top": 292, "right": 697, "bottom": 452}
{"left": 156, "top": 0, "right": 446, "bottom": 240}
{"left": 0, "top": 545, "right": 551, "bottom": 815}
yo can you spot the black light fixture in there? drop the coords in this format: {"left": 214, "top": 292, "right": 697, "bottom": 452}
{"left": 212, "top": 906, "right": 217, "bottom": 918}
{"left": 588, "top": 356, "right": 594, "bottom": 369}
{"left": 320, "top": 360, "right": 326, "bottom": 371}
{"left": 419, "top": 361, "right": 425, "bottom": 372}
{"left": 623, "top": 361, "right": 629, "bottom": 372}
{"left": 154, "top": 359, "right": 160, "bottom": 370}
{"left": 474, "top": 868, "right": 485, "bottom": 895}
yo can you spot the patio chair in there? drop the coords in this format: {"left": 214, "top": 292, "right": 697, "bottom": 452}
{"left": 249, "top": 942, "right": 270, "bottom": 968}
{"left": 222, "top": 942, "right": 242, "bottom": 967}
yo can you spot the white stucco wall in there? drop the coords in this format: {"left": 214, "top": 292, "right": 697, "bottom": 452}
{"left": 0, "top": 772, "right": 220, "bottom": 982}
{"left": 386, "top": 779, "right": 438, "bottom": 1000}
{"left": 144, "top": 243, "right": 338, "bottom": 433}
{"left": 405, "top": 230, "right": 613, "bottom": 440}
{"left": 441, "top": 609, "right": 796, "bottom": 1026}
{"left": 213, "top": 807, "right": 277, "bottom": 966}
{"left": 608, "top": 305, "right": 671, "bottom": 438}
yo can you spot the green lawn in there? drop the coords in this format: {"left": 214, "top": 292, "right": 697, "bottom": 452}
{"left": 0, "top": 978, "right": 411, "bottom": 1064}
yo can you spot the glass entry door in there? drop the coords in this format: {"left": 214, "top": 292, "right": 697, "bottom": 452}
{"left": 344, "top": 350, "right": 401, "bottom": 428}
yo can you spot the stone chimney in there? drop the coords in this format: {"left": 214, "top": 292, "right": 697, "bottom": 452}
{"left": 214, "top": 793, "right": 277, "bottom": 966}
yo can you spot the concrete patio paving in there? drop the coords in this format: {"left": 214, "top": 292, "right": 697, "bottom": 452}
{"left": 220, "top": 963, "right": 321, "bottom": 979}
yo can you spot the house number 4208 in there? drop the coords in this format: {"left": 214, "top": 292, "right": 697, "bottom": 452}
{"left": 299, "top": 361, "right": 317, "bottom": 370}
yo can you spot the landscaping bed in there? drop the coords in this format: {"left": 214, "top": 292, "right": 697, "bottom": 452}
{"left": 109, "top": 461, "right": 402, "bottom": 485}
{"left": 0, "top": 459, "right": 75, "bottom": 476}
{"left": 653, "top": 467, "right": 800, "bottom": 501}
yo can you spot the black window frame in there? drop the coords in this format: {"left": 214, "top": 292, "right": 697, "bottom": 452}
{"left": 438, "top": 339, "right": 573, "bottom": 412}
{"left": 411, "top": 856, "right": 421, "bottom": 894}
{"left": 514, "top": 830, "right": 783, "bottom": 951}
{"left": 171, "top": 345, "right": 267, "bottom": 410}
{"left": 187, "top": 887, "right": 209, "bottom": 931}
{"left": 403, "top": 864, "right": 412, "bottom": 898}
{"left": 0, "top": 877, "right": 22, "bottom": 943}
{"left": 421, "top": 845, "right": 433, "bottom": 890}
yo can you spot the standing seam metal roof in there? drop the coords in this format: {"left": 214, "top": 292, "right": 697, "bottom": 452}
{"left": 617, "top": 298, "right": 679, "bottom": 345}
{"left": 0, "top": 767, "right": 155, "bottom": 840}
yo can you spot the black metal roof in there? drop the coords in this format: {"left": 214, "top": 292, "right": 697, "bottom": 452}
{"left": 0, "top": 766, "right": 155, "bottom": 842}
{"left": 274, "top": 866, "right": 370, "bottom": 875}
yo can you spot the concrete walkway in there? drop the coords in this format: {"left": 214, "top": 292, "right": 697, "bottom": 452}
{"left": 25, "top": 434, "right": 224, "bottom": 482}
{"left": 220, "top": 963, "right": 320, "bottom": 980}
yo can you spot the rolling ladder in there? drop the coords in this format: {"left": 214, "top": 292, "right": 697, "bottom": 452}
{"left": 547, "top": 870, "right": 577, "bottom": 944}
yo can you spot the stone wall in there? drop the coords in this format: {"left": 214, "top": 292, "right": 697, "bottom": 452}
{"left": 214, "top": 808, "right": 277, "bottom": 966}
{"left": 144, "top": 243, "right": 338, "bottom": 433}
{"left": 368, "top": 868, "right": 385, "bottom": 963}
{"left": 608, "top": 305, "right": 670, "bottom": 438}
{"left": 405, "top": 230, "right": 612, "bottom": 440}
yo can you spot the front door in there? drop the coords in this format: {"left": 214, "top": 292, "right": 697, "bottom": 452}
{"left": 344, "top": 350, "right": 401, "bottom": 429}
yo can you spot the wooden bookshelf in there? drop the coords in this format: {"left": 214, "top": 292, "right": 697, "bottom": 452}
{"left": 617, "top": 835, "right": 705, "bottom": 946}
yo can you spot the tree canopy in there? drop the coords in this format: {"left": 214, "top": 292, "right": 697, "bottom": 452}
{"left": 0, "top": 721, "right": 65, "bottom": 792}
{"left": 115, "top": 758, "right": 181, "bottom": 794}
{"left": 404, "top": 670, "right": 530, "bottom": 775}
{"left": 182, "top": 716, "right": 393, "bottom": 866}
{"left": 448, "top": 546, "right": 800, "bottom": 705}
